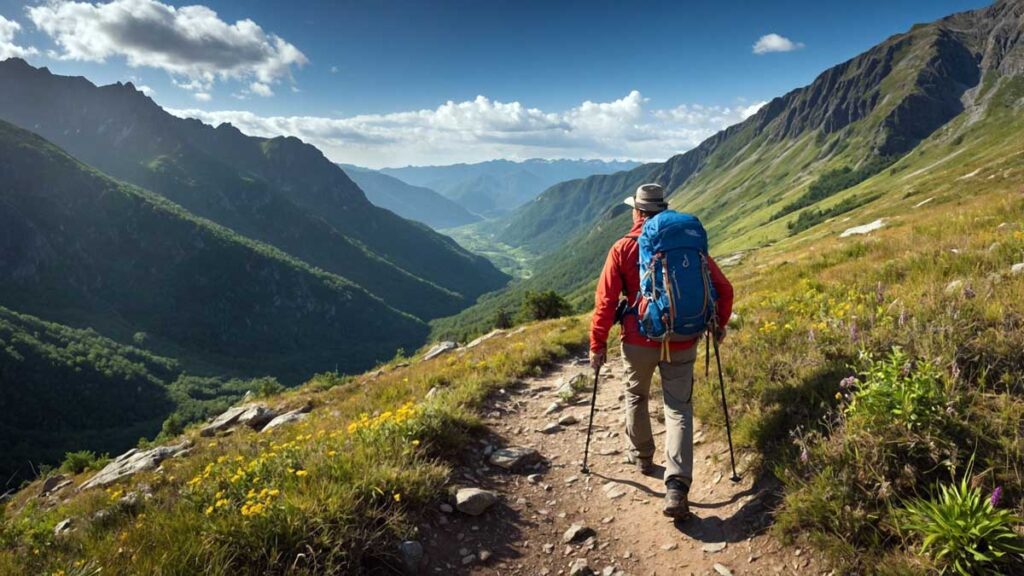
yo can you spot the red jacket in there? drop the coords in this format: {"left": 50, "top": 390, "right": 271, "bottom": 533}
{"left": 590, "top": 213, "right": 734, "bottom": 354}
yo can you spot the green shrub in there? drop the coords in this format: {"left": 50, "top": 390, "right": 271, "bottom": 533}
{"left": 494, "top": 307, "right": 513, "bottom": 329}
{"left": 903, "top": 472, "right": 1024, "bottom": 575}
{"left": 251, "top": 376, "right": 285, "bottom": 398}
{"left": 845, "top": 348, "right": 948, "bottom": 432}
{"left": 59, "top": 450, "right": 109, "bottom": 474}
{"left": 521, "top": 290, "right": 572, "bottom": 321}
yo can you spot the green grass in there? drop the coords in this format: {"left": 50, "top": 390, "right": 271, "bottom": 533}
{"left": 0, "top": 318, "right": 588, "bottom": 575}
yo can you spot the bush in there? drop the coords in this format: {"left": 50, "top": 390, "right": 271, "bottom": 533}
{"left": 60, "top": 450, "right": 108, "bottom": 474}
{"left": 903, "top": 470, "right": 1024, "bottom": 575}
{"left": 521, "top": 290, "right": 572, "bottom": 321}
{"left": 845, "top": 348, "right": 948, "bottom": 432}
{"left": 251, "top": 376, "right": 285, "bottom": 398}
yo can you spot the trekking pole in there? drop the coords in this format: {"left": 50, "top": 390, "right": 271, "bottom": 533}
{"left": 580, "top": 364, "right": 601, "bottom": 474}
{"left": 712, "top": 335, "right": 741, "bottom": 482}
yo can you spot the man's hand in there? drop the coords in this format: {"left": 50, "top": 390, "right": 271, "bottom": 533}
{"left": 716, "top": 326, "right": 728, "bottom": 343}
{"left": 589, "top": 349, "right": 606, "bottom": 370}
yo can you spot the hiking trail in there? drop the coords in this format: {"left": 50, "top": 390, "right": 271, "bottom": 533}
{"left": 417, "top": 354, "right": 828, "bottom": 575}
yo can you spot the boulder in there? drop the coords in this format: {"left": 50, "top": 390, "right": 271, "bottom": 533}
{"left": 488, "top": 447, "right": 541, "bottom": 471}
{"left": 569, "top": 558, "right": 595, "bottom": 576}
{"left": 539, "top": 422, "right": 562, "bottom": 434}
{"left": 558, "top": 414, "right": 579, "bottom": 426}
{"left": 261, "top": 405, "right": 312, "bottom": 432}
{"left": 39, "top": 474, "right": 72, "bottom": 498}
{"left": 78, "top": 440, "right": 192, "bottom": 491}
{"left": 200, "top": 404, "right": 278, "bottom": 437}
{"left": 1011, "top": 263, "right": 1024, "bottom": 276}
{"left": 455, "top": 488, "right": 498, "bottom": 516}
{"left": 424, "top": 341, "right": 458, "bottom": 360}
{"left": 398, "top": 540, "right": 424, "bottom": 575}
{"left": 563, "top": 523, "right": 595, "bottom": 544}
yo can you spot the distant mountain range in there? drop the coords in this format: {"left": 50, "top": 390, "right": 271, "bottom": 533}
{"left": 338, "top": 164, "right": 481, "bottom": 229}
{"left": 433, "top": 0, "right": 1024, "bottom": 339}
{"left": 379, "top": 158, "right": 641, "bottom": 218}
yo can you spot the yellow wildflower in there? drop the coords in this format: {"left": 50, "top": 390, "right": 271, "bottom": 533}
{"left": 393, "top": 493, "right": 401, "bottom": 502}
{"left": 295, "top": 469, "right": 309, "bottom": 478}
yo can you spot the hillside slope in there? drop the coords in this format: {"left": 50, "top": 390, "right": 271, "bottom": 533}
{"left": 0, "top": 120, "right": 427, "bottom": 384}
{"left": 0, "top": 59, "right": 508, "bottom": 320}
{"left": 339, "top": 164, "right": 481, "bottom": 229}
{"left": 435, "top": 0, "right": 1024, "bottom": 339}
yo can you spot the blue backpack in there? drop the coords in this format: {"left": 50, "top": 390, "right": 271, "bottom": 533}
{"left": 636, "top": 211, "right": 718, "bottom": 346}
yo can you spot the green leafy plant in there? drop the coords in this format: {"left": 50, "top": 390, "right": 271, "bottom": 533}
{"left": 845, "top": 348, "right": 948, "bottom": 432}
{"left": 59, "top": 450, "right": 109, "bottom": 474}
{"left": 903, "top": 472, "right": 1024, "bottom": 575}
{"left": 251, "top": 376, "right": 285, "bottom": 398}
{"left": 521, "top": 290, "right": 573, "bottom": 321}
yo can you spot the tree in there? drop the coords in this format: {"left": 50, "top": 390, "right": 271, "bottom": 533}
{"left": 521, "top": 290, "right": 573, "bottom": 321}
{"left": 494, "top": 307, "right": 513, "bottom": 329}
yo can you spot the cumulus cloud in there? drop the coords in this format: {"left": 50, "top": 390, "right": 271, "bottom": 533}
{"left": 137, "top": 84, "right": 155, "bottom": 96}
{"left": 26, "top": 0, "right": 306, "bottom": 94}
{"left": 168, "top": 91, "right": 764, "bottom": 168}
{"left": 753, "top": 33, "right": 804, "bottom": 54}
{"left": 193, "top": 91, "right": 211, "bottom": 101}
{"left": 0, "top": 15, "right": 38, "bottom": 59}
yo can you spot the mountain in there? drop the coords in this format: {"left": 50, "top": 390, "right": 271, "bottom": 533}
{"left": 380, "top": 158, "right": 642, "bottom": 217}
{"left": 0, "top": 119, "right": 427, "bottom": 384}
{"left": 434, "top": 0, "right": 1024, "bottom": 339}
{"left": 338, "top": 164, "right": 481, "bottom": 229}
{"left": 0, "top": 59, "right": 508, "bottom": 321}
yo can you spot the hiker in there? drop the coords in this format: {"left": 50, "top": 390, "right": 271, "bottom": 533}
{"left": 589, "top": 183, "right": 734, "bottom": 519}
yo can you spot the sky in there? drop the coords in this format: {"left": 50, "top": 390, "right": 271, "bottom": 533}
{"left": 0, "top": 0, "right": 992, "bottom": 167}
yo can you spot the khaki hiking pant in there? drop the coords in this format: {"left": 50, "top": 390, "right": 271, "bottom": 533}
{"left": 621, "top": 342, "right": 697, "bottom": 488}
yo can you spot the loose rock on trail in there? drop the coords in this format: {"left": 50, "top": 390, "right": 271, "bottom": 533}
{"left": 415, "top": 356, "right": 826, "bottom": 575}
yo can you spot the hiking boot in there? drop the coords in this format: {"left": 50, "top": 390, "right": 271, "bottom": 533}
{"left": 625, "top": 453, "right": 655, "bottom": 475}
{"left": 663, "top": 478, "right": 690, "bottom": 519}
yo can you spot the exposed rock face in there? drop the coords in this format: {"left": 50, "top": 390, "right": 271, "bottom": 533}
{"left": 261, "top": 405, "right": 313, "bottom": 432}
{"left": 200, "top": 404, "right": 279, "bottom": 437}
{"left": 424, "top": 341, "right": 459, "bottom": 360}
{"left": 455, "top": 488, "right": 498, "bottom": 516}
{"left": 464, "top": 329, "right": 505, "bottom": 349}
{"left": 79, "top": 440, "right": 192, "bottom": 491}
{"left": 39, "top": 474, "right": 72, "bottom": 498}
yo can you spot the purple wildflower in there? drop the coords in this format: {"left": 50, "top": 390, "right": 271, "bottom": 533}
{"left": 849, "top": 323, "right": 859, "bottom": 343}
{"left": 898, "top": 309, "right": 907, "bottom": 327}
{"left": 800, "top": 448, "right": 809, "bottom": 464}
{"left": 876, "top": 282, "right": 885, "bottom": 304}
{"left": 840, "top": 376, "right": 858, "bottom": 390}
{"left": 991, "top": 486, "right": 1003, "bottom": 508}
{"left": 964, "top": 286, "right": 976, "bottom": 299}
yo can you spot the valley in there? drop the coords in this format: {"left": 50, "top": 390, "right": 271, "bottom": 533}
{"left": 0, "top": 0, "right": 1022, "bottom": 574}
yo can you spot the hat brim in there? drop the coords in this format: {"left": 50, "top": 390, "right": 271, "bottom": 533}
{"left": 624, "top": 196, "right": 667, "bottom": 212}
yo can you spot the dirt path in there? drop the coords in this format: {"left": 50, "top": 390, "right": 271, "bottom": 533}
{"left": 416, "top": 355, "right": 825, "bottom": 575}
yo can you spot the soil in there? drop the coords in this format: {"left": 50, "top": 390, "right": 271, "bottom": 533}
{"left": 414, "top": 355, "right": 828, "bottom": 575}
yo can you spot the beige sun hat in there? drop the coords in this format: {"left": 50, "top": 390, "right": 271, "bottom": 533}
{"left": 624, "top": 183, "right": 668, "bottom": 212}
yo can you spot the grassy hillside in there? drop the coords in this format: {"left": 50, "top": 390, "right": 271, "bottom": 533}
{"left": 0, "top": 120, "right": 427, "bottom": 384}
{"left": 4, "top": 153, "right": 1022, "bottom": 571}
{"left": 0, "top": 318, "right": 588, "bottom": 574}
{"left": 433, "top": 0, "right": 1024, "bottom": 340}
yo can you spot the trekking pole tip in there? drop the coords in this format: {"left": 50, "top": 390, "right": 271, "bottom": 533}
{"left": 581, "top": 465, "right": 591, "bottom": 475}
{"left": 730, "top": 474, "right": 741, "bottom": 483}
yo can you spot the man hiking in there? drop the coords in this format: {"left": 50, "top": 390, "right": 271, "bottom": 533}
{"left": 589, "top": 183, "right": 734, "bottom": 519}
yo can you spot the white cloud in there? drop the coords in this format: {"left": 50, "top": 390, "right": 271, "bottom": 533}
{"left": 137, "top": 84, "right": 155, "bottom": 96}
{"left": 26, "top": 0, "right": 307, "bottom": 94}
{"left": 753, "top": 33, "right": 804, "bottom": 54}
{"left": 0, "top": 15, "right": 39, "bottom": 59}
{"left": 193, "top": 91, "right": 211, "bottom": 101}
{"left": 248, "top": 81, "right": 273, "bottom": 97}
{"left": 168, "top": 91, "right": 764, "bottom": 168}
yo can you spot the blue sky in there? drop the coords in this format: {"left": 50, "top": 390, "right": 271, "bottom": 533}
{"left": 0, "top": 0, "right": 991, "bottom": 166}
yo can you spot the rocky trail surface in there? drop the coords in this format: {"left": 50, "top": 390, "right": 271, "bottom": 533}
{"left": 416, "top": 355, "right": 827, "bottom": 575}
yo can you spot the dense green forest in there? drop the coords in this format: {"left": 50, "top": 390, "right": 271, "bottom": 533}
{"left": 0, "top": 306, "right": 253, "bottom": 485}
